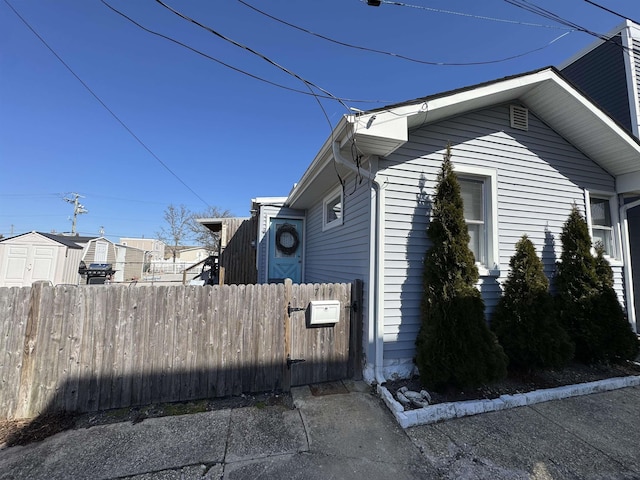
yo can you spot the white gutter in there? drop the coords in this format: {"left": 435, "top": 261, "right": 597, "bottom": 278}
{"left": 620, "top": 198, "right": 640, "bottom": 333}
{"left": 362, "top": 155, "right": 386, "bottom": 386}
{"left": 332, "top": 141, "right": 375, "bottom": 181}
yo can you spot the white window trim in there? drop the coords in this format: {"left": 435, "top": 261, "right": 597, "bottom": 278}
{"left": 322, "top": 186, "right": 344, "bottom": 231}
{"left": 455, "top": 165, "right": 499, "bottom": 275}
{"left": 584, "top": 189, "right": 622, "bottom": 264}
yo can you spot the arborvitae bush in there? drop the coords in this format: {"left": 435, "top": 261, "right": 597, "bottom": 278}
{"left": 591, "top": 243, "right": 639, "bottom": 362}
{"left": 556, "top": 205, "right": 638, "bottom": 362}
{"left": 416, "top": 145, "right": 507, "bottom": 390}
{"left": 555, "top": 205, "right": 601, "bottom": 362}
{"left": 491, "top": 235, "right": 573, "bottom": 371}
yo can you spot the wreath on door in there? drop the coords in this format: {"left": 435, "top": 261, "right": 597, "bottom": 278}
{"left": 275, "top": 223, "right": 299, "bottom": 255}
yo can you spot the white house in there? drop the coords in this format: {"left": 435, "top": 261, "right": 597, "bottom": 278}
{"left": 252, "top": 67, "right": 640, "bottom": 383}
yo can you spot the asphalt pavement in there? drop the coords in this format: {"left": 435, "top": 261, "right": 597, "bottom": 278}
{"left": 1, "top": 380, "right": 639, "bottom": 479}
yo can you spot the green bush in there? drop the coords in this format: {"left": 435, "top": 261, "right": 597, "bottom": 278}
{"left": 591, "top": 243, "right": 639, "bottom": 362}
{"left": 416, "top": 145, "right": 507, "bottom": 390}
{"left": 555, "top": 205, "right": 638, "bottom": 363}
{"left": 491, "top": 235, "right": 573, "bottom": 371}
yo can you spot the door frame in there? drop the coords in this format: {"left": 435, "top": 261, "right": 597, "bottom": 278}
{"left": 266, "top": 214, "right": 305, "bottom": 284}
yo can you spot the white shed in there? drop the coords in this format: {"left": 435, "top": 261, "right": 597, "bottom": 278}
{"left": 0, "top": 232, "right": 84, "bottom": 287}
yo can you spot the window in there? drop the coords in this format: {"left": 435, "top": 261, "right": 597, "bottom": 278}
{"left": 589, "top": 195, "right": 615, "bottom": 257}
{"left": 459, "top": 178, "right": 486, "bottom": 265}
{"left": 456, "top": 167, "right": 498, "bottom": 272}
{"left": 322, "top": 187, "right": 343, "bottom": 231}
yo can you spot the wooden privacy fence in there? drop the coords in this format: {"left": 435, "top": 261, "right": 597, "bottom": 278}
{"left": 0, "top": 280, "right": 362, "bottom": 420}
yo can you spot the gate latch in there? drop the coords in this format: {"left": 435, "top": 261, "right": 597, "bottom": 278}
{"left": 288, "top": 302, "right": 306, "bottom": 316}
{"left": 286, "top": 354, "right": 306, "bottom": 369}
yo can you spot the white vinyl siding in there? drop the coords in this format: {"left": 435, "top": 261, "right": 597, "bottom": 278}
{"left": 304, "top": 173, "right": 370, "bottom": 285}
{"left": 378, "top": 104, "right": 618, "bottom": 362}
{"left": 633, "top": 38, "right": 640, "bottom": 137}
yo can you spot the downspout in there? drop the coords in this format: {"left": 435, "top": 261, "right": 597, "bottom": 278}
{"left": 333, "top": 140, "right": 385, "bottom": 384}
{"left": 620, "top": 198, "right": 640, "bottom": 333}
{"left": 372, "top": 174, "right": 386, "bottom": 385}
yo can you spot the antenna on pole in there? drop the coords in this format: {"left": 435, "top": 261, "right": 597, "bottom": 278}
{"left": 63, "top": 193, "right": 88, "bottom": 235}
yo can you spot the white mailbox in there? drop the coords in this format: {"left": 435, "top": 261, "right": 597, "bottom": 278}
{"left": 308, "top": 300, "right": 341, "bottom": 325}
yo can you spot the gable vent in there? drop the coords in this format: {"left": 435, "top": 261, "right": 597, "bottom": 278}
{"left": 510, "top": 105, "right": 528, "bottom": 131}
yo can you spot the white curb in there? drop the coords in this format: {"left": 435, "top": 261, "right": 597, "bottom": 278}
{"left": 378, "top": 375, "right": 640, "bottom": 429}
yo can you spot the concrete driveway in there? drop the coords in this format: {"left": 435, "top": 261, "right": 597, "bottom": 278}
{"left": 1, "top": 381, "right": 638, "bottom": 479}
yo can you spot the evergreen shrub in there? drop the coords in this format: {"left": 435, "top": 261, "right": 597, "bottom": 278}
{"left": 416, "top": 144, "right": 507, "bottom": 390}
{"left": 556, "top": 205, "right": 639, "bottom": 363}
{"left": 491, "top": 235, "right": 573, "bottom": 371}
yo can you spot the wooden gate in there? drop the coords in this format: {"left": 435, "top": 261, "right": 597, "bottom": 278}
{"left": 283, "top": 279, "right": 362, "bottom": 389}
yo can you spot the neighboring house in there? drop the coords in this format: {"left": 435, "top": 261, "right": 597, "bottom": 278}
{"left": 560, "top": 19, "right": 640, "bottom": 336}
{"left": 167, "top": 246, "right": 210, "bottom": 263}
{"left": 0, "top": 232, "right": 85, "bottom": 286}
{"left": 250, "top": 67, "right": 640, "bottom": 383}
{"left": 119, "top": 237, "right": 166, "bottom": 261}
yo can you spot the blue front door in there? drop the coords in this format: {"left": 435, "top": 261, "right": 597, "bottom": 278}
{"left": 268, "top": 218, "right": 303, "bottom": 283}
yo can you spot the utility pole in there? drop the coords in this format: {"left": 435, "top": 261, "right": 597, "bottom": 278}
{"left": 63, "top": 193, "right": 88, "bottom": 235}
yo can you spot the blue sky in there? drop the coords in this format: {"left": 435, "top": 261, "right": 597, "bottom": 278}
{"left": 1, "top": 0, "right": 638, "bottom": 243}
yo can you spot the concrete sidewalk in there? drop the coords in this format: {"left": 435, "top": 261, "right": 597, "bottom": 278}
{"left": 1, "top": 381, "right": 639, "bottom": 479}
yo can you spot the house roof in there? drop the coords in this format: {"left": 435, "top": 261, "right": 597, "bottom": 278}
{"left": 287, "top": 67, "right": 640, "bottom": 208}
{"left": 41, "top": 233, "right": 88, "bottom": 249}
{"left": 197, "top": 217, "right": 251, "bottom": 234}
{"left": 0, "top": 231, "right": 87, "bottom": 249}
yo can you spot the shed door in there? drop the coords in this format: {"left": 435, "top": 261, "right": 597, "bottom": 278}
{"left": 94, "top": 241, "right": 108, "bottom": 263}
{"left": 1, "top": 245, "right": 56, "bottom": 286}
{"left": 30, "top": 246, "right": 56, "bottom": 282}
{"left": 268, "top": 218, "right": 302, "bottom": 284}
{"left": 3, "top": 246, "right": 29, "bottom": 286}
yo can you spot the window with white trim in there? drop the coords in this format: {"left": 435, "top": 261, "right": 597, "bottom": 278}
{"left": 456, "top": 167, "right": 498, "bottom": 271}
{"left": 459, "top": 178, "right": 486, "bottom": 265}
{"left": 589, "top": 195, "right": 615, "bottom": 257}
{"left": 322, "top": 187, "right": 343, "bottom": 231}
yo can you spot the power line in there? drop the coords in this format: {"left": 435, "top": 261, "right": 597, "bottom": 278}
{"left": 100, "top": 0, "right": 388, "bottom": 105}
{"left": 3, "top": 0, "right": 211, "bottom": 208}
{"left": 239, "top": 0, "right": 572, "bottom": 67}
{"left": 367, "top": 0, "right": 572, "bottom": 29}
{"left": 502, "top": 0, "right": 633, "bottom": 54}
{"left": 150, "top": 0, "right": 353, "bottom": 182}
{"left": 152, "top": 0, "right": 350, "bottom": 118}
{"left": 582, "top": 0, "right": 640, "bottom": 26}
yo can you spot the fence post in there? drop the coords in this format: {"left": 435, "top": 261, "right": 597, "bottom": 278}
{"left": 348, "top": 279, "right": 364, "bottom": 380}
{"left": 283, "top": 278, "right": 293, "bottom": 391}
{"left": 16, "top": 284, "right": 44, "bottom": 418}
